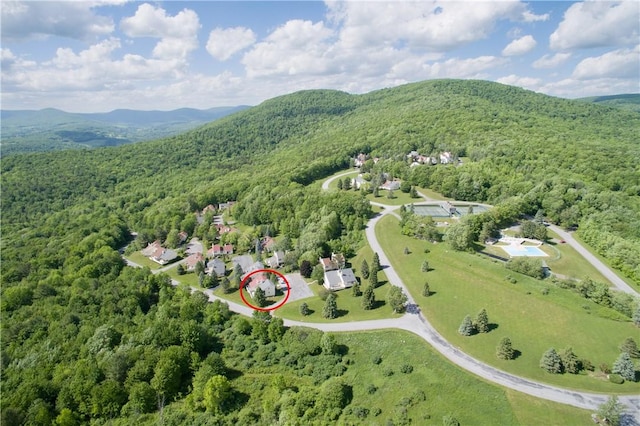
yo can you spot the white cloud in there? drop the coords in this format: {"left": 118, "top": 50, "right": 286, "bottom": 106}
{"left": 1, "top": 1, "right": 117, "bottom": 41}
{"left": 242, "top": 20, "right": 335, "bottom": 77}
{"left": 497, "top": 74, "right": 542, "bottom": 90}
{"left": 550, "top": 1, "right": 640, "bottom": 50}
{"left": 522, "top": 10, "right": 549, "bottom": 22}
{"left": 539, "top": 77, "right": 640, "bottom": 99}
{"left": 326, "top": 1, "right": 546, "bottom": 51}
{"left": 207, "top": 27, "right": 256, "bottom": 61}
{"left": 533, "top": 53, "right": 571, "bottom": 69}
{"left": 120, "top": 4, "right": 200, "bottom": 60}
{"left": 572, "top": 45, "right": 640, "bottom": 80}
{"left": 502, "top": 35, "right": 536, "bottom": 56}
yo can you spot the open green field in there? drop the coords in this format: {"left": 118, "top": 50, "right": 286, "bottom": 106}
{"left": 336, "top": 330, "right": 590, "bottom": 425}
{"left": 366, "top": 189, "right": 422, "bottom": 206}
{"left": 276, "top": 243, "right": 400, "bottom": 322}
{"left": 416, "top": 186, "right": 453, "bottom": 201}
{"left": 377, "top": 215, "right": 640, "bottom": 393}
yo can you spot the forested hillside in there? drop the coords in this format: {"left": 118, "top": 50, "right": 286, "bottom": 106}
{"left": 2, "top": 79, "right": 639, "bottom": 424}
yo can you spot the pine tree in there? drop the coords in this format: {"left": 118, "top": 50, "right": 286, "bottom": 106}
{"left": 560, "top": 347, "right": 581, "bottom": 374}
{"left": 597, "top": 396, "right": 623, "bottom": 426}
{"left": 632, "top": 305, "right": 640, "bottom": 327}
{"left": 422, "top": 282, "right": 431, "bottom": 297}
{"left": 362, "top": 285, "right": 375, "bottom": 310}
{"left": 612, "top": 352, "right": 636, "bottom": 381}
{"left": 176, "top": 263, "right": 185, "bottom": 275}
{"left": 421, "top": 260, "right": 429, "bottom": 272}
{"left": 299, "top": 302, "right": 310, "bottom": 316}
{"left": 361, "top": 259, "right": 370, "bottom": 279}
{"left": 458, "top": 315, "right": 474, "bottom": 336}
{"left": 299, "top": 260, "right": 312, "bottom": 278}
{"left": 496, "top": 337, "right": 515, "bottom": 360}
{"left": 343, "top": 177, "right": 351, "bottom": 190}
{"left": 539, "top": 348, "right": 563, "bottom": 374}
{"left": 372, "top": 252, "right": 380, "bottom": 272}
{"left": 336, "top": 179, "right": 343, "bottom": 190}
{"left": 410, "top": 186, "right": 418, "bottom": 198}
{"left": 387, "top": 286, "right": 407, "bottom": 313}
{"left": 369, "top": 270, "right": 378, "bottom": 288}
{"left": 619, "top": 337, "right": 640, "bottom": 358}
{"left": 475, "top": 308, "right": 489, "bottom": 333}
{"left": 253, "top": 287, "right": 267, "bottom": 308}
{"left": 351, "top": 282, "right": 362, "bottom": 297}
{"left": 322, "top": 293, "right": 338, "bottom": 319}
{"left": 220, "top": 277, "right": 231, "bottom": 294}
{"left": 403, "top": 246, "right": 410, "bottom": 255}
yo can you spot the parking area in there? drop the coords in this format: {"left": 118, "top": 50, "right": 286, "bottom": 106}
{"left": 283, "top": 273, "right": 314, "bottom": 302}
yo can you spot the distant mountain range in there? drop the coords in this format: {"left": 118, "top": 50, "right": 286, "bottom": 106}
{"left": 576, "top": 93, "right": 640, "bottom": 113}
{"left": 1, "top": 105, "right": 250, "bottom": 155}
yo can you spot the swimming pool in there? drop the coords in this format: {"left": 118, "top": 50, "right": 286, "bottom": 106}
{"left": 500, "top": 245, "right": 548, "bottom": 257}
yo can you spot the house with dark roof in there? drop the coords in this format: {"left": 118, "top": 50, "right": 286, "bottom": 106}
{"left": 206, "top": 259, "right": 226, "bottom": 277}
{"left": 266, "top": 250, "right": 285, "bottom": 268}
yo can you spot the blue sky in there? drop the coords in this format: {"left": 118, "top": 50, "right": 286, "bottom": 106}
{"left": 2, "top": 1, "right": 638, "bottom": 112}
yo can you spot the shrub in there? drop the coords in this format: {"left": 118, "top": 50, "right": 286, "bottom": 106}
{"left": 373, "top": 408, "right": 382, "bottom": 417}
{"left": 400, "top": 364, "right": 413, "bottom": 374}
{"left": 372, "top": 355, "right": 382, "bottom": 365}
{"left": 505, "top": 257, "right": 544, "bottom": 279}
{"left": 367, "top": 384, "right": 377, "bottom": 394}
{"left": 383, "top": 368, "right": 394, "bottom": 377}
{"left": 609, "top": 374, "right": 625, "bottom": 384}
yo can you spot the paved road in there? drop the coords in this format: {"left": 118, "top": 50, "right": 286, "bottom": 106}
{"left": 121, "top": 178, "right": 640, "bottom": 418}
{"left": 321, "top": 170, "right": 357, "bottom": 190}
{"left": 548, "top": 224, "right": 638, "bottom": 295}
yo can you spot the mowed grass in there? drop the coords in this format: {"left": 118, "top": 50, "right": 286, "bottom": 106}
{"left": 366, "top": 189, "right": 422, "bottom": 206}
{"left": 545, "top": 230, "right": 611, "bottom": 283}
{"left": 125, "top": 251, "right": 163, "bottom": 270}
{"left": 337, "top": 330, "right": 590, "bottom": 425}
{"left": 376, "top": 215, "right": 640, "bottom": 393}
{"left": 276, "top": 244, "right": 401, "bottom": 322}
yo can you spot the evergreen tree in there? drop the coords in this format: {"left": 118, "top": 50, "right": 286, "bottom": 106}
{"left": 387, "top": 286, "right": 407, "bottom": 313}
{"left": 403, "top": 246, "right": 410, "bottom": 255}
{"left": 299, "top": 302, "right": 310, "bottom": 316}
{"left": 361, "top": 259, "right": 370, "bottom": 279}
{"left": 410, "top": 186, "right": 419, "bottom": 198}
{"left": 421, "top": 260, "right": 429, "bottom": 272}
{"left": 373, "top": 187, "right": 380, "bottom": 197}
{"left": 422, "top": 281, "right": 431, "bottom": 297}
{"left": 351, "top": 282, "right": 362, "bottom": 297}
{"left": 612, "top": 352, "right": 636, "bottom": 381}
{"left": 387, "top": 189, "right": 395, "bottom": 199}
{"left": 372, "top": 252, "right": 380, "bottom": 272}
{"left": 195, "top": 261, "right": 205, "bottom": 276}
{"left": 619, "top": 337, "right": 640, "bottom": 358}
{"left": 176, "top": 263, "right": 185, "bottom": 275}
{"left": 475, "top": 308, "right": 489, "bottom": 333}
{"left": 597, "top": 396, "right": 623, "bottom": 426}
{"left": 539, "top": 348, "right": 563, "bottom": 374}
{"left": 343, "top": 177, "right": 351, "bottom": 190}
{"left": 220, "top": 277, "right": 231, "bottom": 294}
{"left": 323, "top": 293, "right": 338, "bottom": 319}
{"left": 253, "top": 287, "right": 267, "bottom": 308}
{"left": 496, "top": 337, "right": 515, "bottom": 360}
{"left": 362, "top": 285, "right": 375, "bottom": 310}
{"left": 369, "top": 270, "right": 378, "bottom": 288}
{"left": 336, "top": 179, "right": 343, "bottom": 190}
{"left": 458, "top": 315, "right": 474, "bottom": 336}
{"left": 560, "top": 347, "right": 582, "bottom": 374}
{"left": 632, "top": 305, "right": 640, "bottom": 327}
{"left": 299, "top": 260, "right": 312, "bottom": 278}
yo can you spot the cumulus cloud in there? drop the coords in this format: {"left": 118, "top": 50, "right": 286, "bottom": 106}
{"left": 242, "top": 20, "right": 335, "bottom": 77}
{"left": 1, "top": 1, "right": 117, "bottom": 40}
{"left": 550, "top": 1, "right": 640, "bottom": 50}
{"left": 533, "top": 53, "right": 571, "bottom": 69}
{"left": 497, "top": 74, "right": 542, "bottom": 90}
{"left": 502, "top": 35, "right": 536, "bottom": 56}
{"left": 326, "top": 1, "right": 547, "bottom": 51}
{"left": 572, "top": 45, "right": 640, "bottom": 80}
{"left": 120, "top": 4, "right": 200, "bottom": 60}
{"left": 207, "top": 27, "right": 256, "bottom": 61}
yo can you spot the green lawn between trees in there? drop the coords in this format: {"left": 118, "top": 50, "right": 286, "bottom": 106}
{"left": 376, "top": 215, "right": 640, "bottom": 394}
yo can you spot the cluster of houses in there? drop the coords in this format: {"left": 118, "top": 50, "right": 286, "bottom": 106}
{"left": 407, "top": 150, "right": 457, "bottom": 167}
{"left": 351, "top": 173, "right": 401, "bottom": 191}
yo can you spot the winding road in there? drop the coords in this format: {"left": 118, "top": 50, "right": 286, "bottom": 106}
{"left": 125, "top": 172, "right": 639, "bottom": 419}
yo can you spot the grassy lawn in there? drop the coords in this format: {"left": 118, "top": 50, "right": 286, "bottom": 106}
{"left": 164, "top": 265, "right": 200, "bottom": 287}
{"left": 337, "top": 330, "right": 590, "bottom": 425}
{"left": 366, "top": 189, "right": 422, "bottom": 206}
{"left": 545, "top": 230, "right": 611, "bottom": 283}
{"left": 276, "top": 244, "right": 401, "bottom": 323}
{"left": 125, "top": 251, "right": 164, "bottom": 270}
{"left": 376, "top": 215, "right": 640, "bottom": 393}
{"left": 416, "top": 186, "right": 453, "bottom": 201}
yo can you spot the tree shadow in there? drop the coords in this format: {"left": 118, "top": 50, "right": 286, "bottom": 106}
{"left": 487, "top": 323, "right": 499, "bottom": 332}
{"left": 304, "top": 308, "right": 316, "bottom": 316}
{"left": 336, "top": 309, "right": 349, "bottom": 318}
{"left": 372, "top": 300, "right": 386, "bottom": 309}
{"left": 512, "top": 350, "right": 522, "bottom": 360}
{"left": 424, "top": 291, "right": 437, "bottom": 297}
{"left": 226, "top": 367, "right": 243, "bottom": 380}
{"left": 336, "top": 344, "right": 349, "bottom": 356}
{"left": 375, "top": 280, "right": 387, "bottom": 289}
{"left": 225, "top": 390, "right": 250, "bottom": 413}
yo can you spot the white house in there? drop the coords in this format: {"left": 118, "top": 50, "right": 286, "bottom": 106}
{"left": 247, "top": 276, "right": 276, "bottom": 298}
{"left": 324, "top": 268, "right": 358, "bottom": 291}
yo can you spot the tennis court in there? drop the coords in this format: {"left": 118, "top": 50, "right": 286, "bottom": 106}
{"left": 455, "top": 204, "right": 490, "bottom": 215}
{"left": 413, "top": 204, "right": 451, "bottom": 217}
{"left": 500, "top": 245, "right": 548, "bottom": 257}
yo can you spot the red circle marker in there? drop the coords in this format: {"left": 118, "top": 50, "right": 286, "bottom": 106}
{"left": 239, "top": 268, "right": 291, "bottom": 312}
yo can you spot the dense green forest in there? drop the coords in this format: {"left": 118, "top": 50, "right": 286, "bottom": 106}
{"left": 2, "top": 79, "right": 640, "bottom": 424}
{"left": 577, "top": 93, "right": 640, "bottom": 113}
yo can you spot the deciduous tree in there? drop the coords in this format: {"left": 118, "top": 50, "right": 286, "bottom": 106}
{"left": 387, "top": 286, "right": 407, "bottom": 313}
{"left": 203, "top": 375, "right": 231, "bottom": 414}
